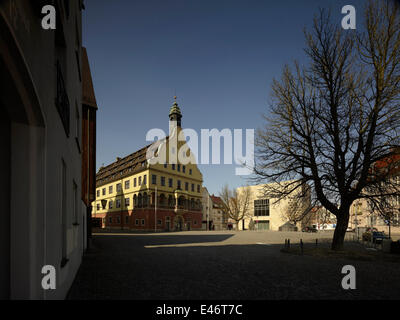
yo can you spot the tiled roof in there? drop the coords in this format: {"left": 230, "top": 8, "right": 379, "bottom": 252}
{"left": 210, "top": 195, "right": 223, "bottom": 206}
{"left": 371, "top": 148, "right": 400, "bottom": 176}
{"left": 96, "top": 138, "right": 166, "bottom": 187}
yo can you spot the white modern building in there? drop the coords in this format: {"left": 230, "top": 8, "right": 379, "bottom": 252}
{"left": 236, "top": 182, "right": 311, "bottom": 231}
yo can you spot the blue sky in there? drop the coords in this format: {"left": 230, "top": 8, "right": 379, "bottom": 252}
{"left": 83, "top": 0, "right": 366, "bottom": 195}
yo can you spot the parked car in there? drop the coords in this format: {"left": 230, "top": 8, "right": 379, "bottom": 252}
{"left": 362, "top": 230, "right": 390, "bottom": 243}
{"left": 302, "top": 226, "right": 317, "bottom": 233}
{"left": 372, "top": 231, "right": 390, "bottom": 244}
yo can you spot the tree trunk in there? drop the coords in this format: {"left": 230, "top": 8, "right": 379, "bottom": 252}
{"left": 331, "top": 209, "right": 350, "bottom": 251}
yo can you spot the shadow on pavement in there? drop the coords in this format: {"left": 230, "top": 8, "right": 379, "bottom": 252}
{"left": 92, "top": 234, "right": 235, "bottom": 246}
{"left": 67, "top": 236, "right": 400, "bottom": 300}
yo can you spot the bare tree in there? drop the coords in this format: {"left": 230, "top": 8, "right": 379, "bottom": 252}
{"left": 253, "top": 1, "right": 400, "bottom": 250}
{"left": 281, "top": 196, "right": 313, "bottom": 227}
{"left": 367, "top": 171, "right": 400, "bottom": 238}
{"left": 219, "top": 185, "right": 251, "bottom": 231}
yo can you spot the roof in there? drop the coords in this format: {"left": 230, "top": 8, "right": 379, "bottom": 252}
{"left": 82, "top": 47, "right": 98, "bottom": 109}
{"left": 169, "top": 101, "right": 182, "bottom": 116}
{"left": 96, "top": 140, "right": 158, "bottom": 186}
{"left": 210, "top": 195, "right": 223, "bottom": 206}
{"left": 370, "top": 148, "right": 400, "bottom": 176}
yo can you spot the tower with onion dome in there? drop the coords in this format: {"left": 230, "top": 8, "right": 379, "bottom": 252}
{"left": 169, "top": 96, "right": 182, "bottom": 135}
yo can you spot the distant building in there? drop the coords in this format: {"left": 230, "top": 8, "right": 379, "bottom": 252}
{"left": 349, "top": 149, "right": 400, "bottom": 234}
{"left": 92, "top": 99, "right": 204, "bottom": 231}
{"left": 0, "top": 0, "right": 97, "bottom": 299}
{"left": 210, "top": 195, "right": 227, "bottom": 230}
{"left": 201, "top": 187, "right": 212, "bottom": 230}
{"left": 236, "top": 182, "right": 311, "bottom": 231}
{"left": 201, "top": 188, "right": 227, "bottom": 230}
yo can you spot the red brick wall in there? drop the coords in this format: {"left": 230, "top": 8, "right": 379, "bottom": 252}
{"left": 103, "top": 209, "right": 202, "bottom": 231}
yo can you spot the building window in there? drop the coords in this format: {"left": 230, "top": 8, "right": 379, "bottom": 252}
{"left": 152, "top": 174, "right": 157, "bottom": 185}
{"left": 168, "top": 178, "right": 173, "bottom": 188}
{"left": 194, "top": 220, "right": 197, "bottom": 225}
{"left": 164, "top": 163, "right": 167, "bottom": 168}
{"left": 102, "top": 188, "right": 106, "bottom": 195}
{"left": 116, "top": 216, "right": 120, "bottom": 224}
{"left": 75, "top": 103, "right": 80, "bottom": 149}
{"left": 143, "top": 175, "right": 147, "bottom": 185}
{"left": 134, "top": 178, "right": 137, "bottom": 187}
{"left": 161, "top": 176, "right": 166, "bottom": 186}
{"left": 177, "top": 164, "right": 181, "bottom": 172}
{"left": 157, "top": 219, "right": 162, "bottom": 226}
{"left": 61, "top": 159, "right": 67, "bottom": 266}
{"left": 183, "top": 165, "right": 186, "bottom": 173}
{"left": 96, "top": 203, "right": 100, "bottom": 211}
{"left": 109, "top": 217, "right": 112, "bottom": 223}
{"left": 97, "top": 189, "right": 100, "bottom": 197}
{"left": 109, "top": 185, "right": 113, "bottom": 194}
{"left": 116, "top": 199, "right": 121, "bottom": 208}
{"left": 73, "top": 181, "right": 78, "bottom": 224}
{"left": 185, "top": 182, "right": 189, "bottom": 191}
{"left": 135, "top": 219, "right": 139, "bottom": 226}
{"left": 254, "top": 199, "right": 270, "bottom": 216}
{"left": 141, "top": 219, "right": 145, "bottom": 225}
{"left": 197, "top": 185, "right": 200, "bottom": 193}
{"left": 191, "top": 184, "right": 194, "bottom": 192}
{"left": 125, "top": 180, "right": 130, "bottom": 189}
{"left": 56, "top": 61, "right": 70, "bottom": 137}
{"left": 177, "top": 180, "right": 181, "bottom": 190}
{"left": 117, "top": 183, "right": 122, "bottom": 192}
{"left": 125, "top": 197, "right": 130, "bottom": 207}
{"left": 125, "top": 216, "right": 129, "bottom": 224}
{"left": 189, "top": 169, "right": 192, "bottom": 175}
{"left": 109, "top": 200, "right": 113, "bottom": 209}
{"left": 139, "top": 176, "right": 142, "bottom": 186}
{"left": 172, "top": 164, "right": 175, "bottom": 170}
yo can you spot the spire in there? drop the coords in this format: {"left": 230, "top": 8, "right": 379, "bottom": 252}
{"left": 169, "top": 96, "right": 182, "bottom": 134}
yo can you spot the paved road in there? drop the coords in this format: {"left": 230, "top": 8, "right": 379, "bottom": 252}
{"left": 67, "top": 231, "right": 400, "bottom": 300}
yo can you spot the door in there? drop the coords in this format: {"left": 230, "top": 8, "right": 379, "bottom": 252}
{"left": 257, "top": 221, "right": 270, "bottom": 230}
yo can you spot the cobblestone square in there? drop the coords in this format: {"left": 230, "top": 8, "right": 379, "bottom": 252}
{"left": 67, "top": 230, "right": 400, "bottom": 300}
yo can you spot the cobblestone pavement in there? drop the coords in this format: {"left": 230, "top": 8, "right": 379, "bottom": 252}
{"left": 67, "top": 231, "right": 400, "bottom": 300}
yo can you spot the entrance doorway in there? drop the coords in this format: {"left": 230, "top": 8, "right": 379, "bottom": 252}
{"left": 257, "top": 221, "right": 270, "bottom": 231}
{"left": 174, "top": 215, "right": 184, "bottom": 231}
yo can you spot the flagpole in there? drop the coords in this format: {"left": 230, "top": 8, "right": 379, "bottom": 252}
{"left": 155, "top": 186, "right": 157, "bottom": 233}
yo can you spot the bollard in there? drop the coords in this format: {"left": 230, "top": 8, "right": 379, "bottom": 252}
{"left": 288, "top": 239, "right": 290, "bottom": 249}
{"left": 285, "top": 239, "right": 287, "bottom": 249}
{"left": 300, "top": 239, "right": 303, "bottom": 255}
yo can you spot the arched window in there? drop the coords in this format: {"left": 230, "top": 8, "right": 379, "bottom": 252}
{"left": 143, "top": 192, "right": 148, "bottom": 207}
{"left": 138, "top": 194, "right": 143, "bottom": 207}
{"left": 168, "top": 195, "right": 174, "bottom": 208}
{"left": 159, "top": 194, "right": 166, "bottom": 207}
